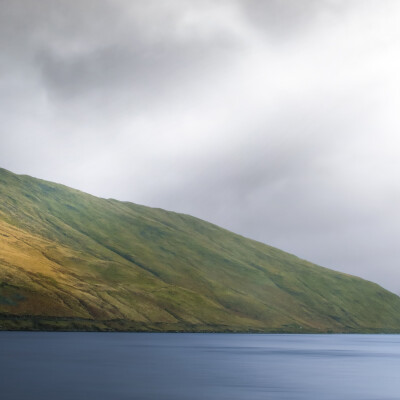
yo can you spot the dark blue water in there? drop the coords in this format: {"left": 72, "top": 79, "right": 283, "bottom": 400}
{"left": 1, "top": 333, "right": 400, "bottom": 399}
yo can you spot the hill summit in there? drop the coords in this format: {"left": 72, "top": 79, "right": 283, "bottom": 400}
{"left": 0, "top": 167, "right": 399, "bottom": 332}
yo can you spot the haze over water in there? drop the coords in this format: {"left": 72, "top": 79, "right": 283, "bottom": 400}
{"left": 1, "top": 333, "right": 400, "bottom": 399}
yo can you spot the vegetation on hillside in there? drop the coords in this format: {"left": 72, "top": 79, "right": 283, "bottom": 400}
{"left": 1, "top": 167, "right": 400, "bottom": 332}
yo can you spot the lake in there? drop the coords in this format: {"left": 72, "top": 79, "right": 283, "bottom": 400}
{"left": 1, "top": 332, "right": 400, "bottom": 399}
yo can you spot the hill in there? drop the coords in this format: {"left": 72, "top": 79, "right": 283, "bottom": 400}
{"left": 0, "top": 167, "right": 400, "bottom": 332}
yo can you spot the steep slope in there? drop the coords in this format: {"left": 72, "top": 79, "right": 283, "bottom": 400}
{"left": 0, "top": 167, "right": 400, "bottom": 332}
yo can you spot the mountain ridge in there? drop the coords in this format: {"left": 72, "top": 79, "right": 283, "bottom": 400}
{"left": 1, "top": 167, "right": 400, "bottom": 333}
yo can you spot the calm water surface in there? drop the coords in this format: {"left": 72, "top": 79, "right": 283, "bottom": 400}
{"left": 1, "top": 332, "right": 400, "bottom": 399}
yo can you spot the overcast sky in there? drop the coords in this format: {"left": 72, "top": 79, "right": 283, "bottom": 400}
{"left": 1, "top": 0, "right": 400, "bottom": 292}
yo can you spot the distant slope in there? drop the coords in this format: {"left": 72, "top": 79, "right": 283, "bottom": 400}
{"left": 1, "top": 167, "right": 400, "bottom": 332}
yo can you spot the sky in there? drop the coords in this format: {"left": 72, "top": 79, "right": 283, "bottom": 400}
{"left": 1, "top": 0, "right": 400, "bottom": 292}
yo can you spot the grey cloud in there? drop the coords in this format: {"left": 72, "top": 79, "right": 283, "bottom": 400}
{"left": 237, "top": 0, "right": 344, "bottom": 39}
{"left": 2, "top": 0, "right": 239, "bottom": 106}
{"left": 35, "top": 36, "right": 235, "bottom": 103}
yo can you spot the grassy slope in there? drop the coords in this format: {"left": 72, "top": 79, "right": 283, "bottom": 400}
{"left": 0, "top": 167, "right": 400, "bottom": 332}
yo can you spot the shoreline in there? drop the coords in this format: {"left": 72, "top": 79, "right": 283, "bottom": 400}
{"left": 1, "top": 314, "right": 400, "bottom": 334}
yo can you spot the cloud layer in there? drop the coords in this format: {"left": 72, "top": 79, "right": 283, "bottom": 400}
{"left": 1, "top": 0, "right": 400, "bottom": 291}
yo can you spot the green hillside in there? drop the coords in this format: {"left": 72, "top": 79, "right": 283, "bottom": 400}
{"left": 0, "top": 167, "right": 399, "bottom": 332}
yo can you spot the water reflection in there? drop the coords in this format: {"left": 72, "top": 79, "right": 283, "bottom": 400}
{"left": 1, "top": 333, "right": 400, "bottom": 399}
